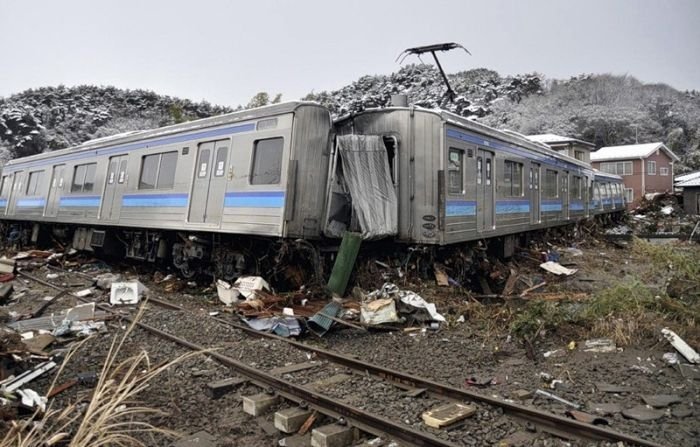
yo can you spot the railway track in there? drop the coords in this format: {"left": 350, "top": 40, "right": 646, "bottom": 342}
{"left": 17, "top": 269, "right": 664, "bottom": 447}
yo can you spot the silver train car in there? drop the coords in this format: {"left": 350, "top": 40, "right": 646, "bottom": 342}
{"left": 0, "top": 101, "right": 624, "bottom": 278}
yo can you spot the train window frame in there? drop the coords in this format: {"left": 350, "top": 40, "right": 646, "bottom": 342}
{"left": 544, "top": 169, "right": 558, "bottom": 198}
{"left": 448, "top": 148, "right": 464, "bottom": 194}
{"left": 139, "top": 151, "right": 179, "bottom": 190}
{"left": 571, "top": 175, "right": 583, "bottom": 200}
{"left": 250, "top": 137, "right": 284, "bottom": 185}
{"left": 0, "top": 175, "right": 9, "bottom": 197}
{"left": 71, "top": 163, "right": 97, "bottom": 193}
{"left": 26, "top": 170, "right": 44, "bottom": 196}
{"left": 503, "top": 160, "right": 523, "bottom": 197}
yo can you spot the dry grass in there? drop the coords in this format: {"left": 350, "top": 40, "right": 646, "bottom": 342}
{"left": 1, "top": 305, "right": 201, "bottom": 447}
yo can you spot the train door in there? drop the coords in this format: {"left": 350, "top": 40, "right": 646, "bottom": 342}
{"left": 7, "top": 171, "right": 22, "bottom": 215}
{"left": 2, "top": 173, "right": 15, "bottom": 215}
{"left": 44, "top": 165, "right": 65, "bottom": 217}
{"left": 101, "top": 155, "right": 128, "bottom": 221}
{"left": 530, "top": 163, "right": 541, "bottom": 224}
{"left": 188, "top": 139, "right": 229, "bottom": 224}
{"left": 561, "top": 171, "right": 569, "bottom": 219}
{"left": 476, "top": 149, "right": 494, "bottom": 232}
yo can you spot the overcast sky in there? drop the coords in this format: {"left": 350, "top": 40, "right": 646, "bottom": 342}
{"left": 1, "top": 0, "right": 698, "bottom": 107}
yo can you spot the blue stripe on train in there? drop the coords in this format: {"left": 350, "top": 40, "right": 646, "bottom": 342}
{"left": 224, "top": 191, "right": 285, "bottom": 208}
{"left": 569, "top": 201, "right": 585, "bottom": 211}
{"left": 542, "top": 200, "right": 562, "bottom": 212}
{"left": 0, "top": 199, "right": 6, "bottom": 207}
{"left": 496, "top": 200, "right": 530, "bottom": 214}
{"left": 60, "top": 196, "right": 101, "bottom": 207}
{"left": 17, "top": 197, "right": 45, "bottom": 208}
{"left": 5, "top": 122, "right": 256, "bottom": 171}
{"left": 122, "top": 193, "right": 189, "bottom": 207}
{"left": 446, "top": 200, "right": 476, "bottom": 216}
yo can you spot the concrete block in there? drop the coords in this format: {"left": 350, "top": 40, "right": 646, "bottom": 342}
{"left": 311, "top": 423, "right": 355, "bottom": 447}
{"left": 274, "top": 407, "right": 313, "bottom": 433}
{"left": 242, "top": 392, "right": 278, "bottom": 416}
{"left": 512, "top": 389, "right": 533, "bottom": 401}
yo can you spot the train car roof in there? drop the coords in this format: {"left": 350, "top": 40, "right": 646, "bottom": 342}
{"left": 337, "top": 106, "right": 592, "bottom": 171}
{"left": 3, "top": 101, "right": 326, "bottom": 169}
{"left": 592, "top": 169, "right": 623, "bottom": 181}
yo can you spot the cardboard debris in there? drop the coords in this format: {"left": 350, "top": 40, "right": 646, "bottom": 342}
{"left": 539, "top": 261, "right": 577, "bottom": 276}
{"left": 360, "top": 298, "right": 399, "bottom": 325}
{"left": 110, "top": 281, "right": 148, "bottom": 305}
{"left": 661, "top": 328, "right": 700, "bottom": 364}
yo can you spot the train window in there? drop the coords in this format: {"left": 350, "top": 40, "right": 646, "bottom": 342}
{"left": 544, "top": 169, "right": 558, "bottom": 198}
{"left": 485, "top": 158, "right": 492, "bottom": 185}
{"left": 197, "top": 149, "right": 210, "bottom": 178}
{"left": 448, "top": 148, "right": 463, "bottom": 194}
{"left": 26, "top": 171, "right": 44, "bottom": 195}
{"left": 251, "top": 137, "right": 283, "bottom": 185}
{"left": 571, "top": 176, "right": 582, "bottom": 200}
{"left": 476, "top": 157, "right": 482, "bottom": 185}
{"left": 139, "top": 151, "right": 178, "bottom": 189}
{"left": 0, "top": 176, "right": 9, "bottom": 196}
{"left": 503, "top": 161, "right": 523, "bottom": 197}
{"left": 139, "top": 155, "right": 159, "bottom": 189}
{"left": 118, "top": 160, "right": 127, "bottom": 184}
{"left": 71, "top": 163, "right": 96, "bottom": 193}
{"left": 107, "top": 160, "right": 117, "bottom": 184}
{"left": 157, "top": 152, "right": 178, "bottom": 188}
{"left": 214, "top": 146, "right": 228, "bottom": 177}
{"left": 84, "top": 164, "right": 96, "bottom": 192}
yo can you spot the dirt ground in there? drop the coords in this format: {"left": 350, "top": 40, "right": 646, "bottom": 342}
{"left": 0, "top": 226, "right": 698, "bottom": 446}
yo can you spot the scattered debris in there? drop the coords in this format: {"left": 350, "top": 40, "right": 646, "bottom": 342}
{"left": 95, "top": 273, "right": 122, "bottom": 290}
{"left": 110, "top": 281, "right": 147, "bottom": 305}
{"left": 73, "top": 288, "right": 93, "bottom": 298}
{"left": 0, "top": 258, "right": 16, "bottom": 274}
{"left": 17, "top": 388, "right": 47, "bottom": 411}
{"left": 534, "top": 389, "right": 580, "bottom": 409}
{"left": 2, "top": 360, "right": 57, "bottom": 392}
{"left": 0, "top": 283, "right": 13, "bottom": 303}
{"left": 433, "top": 263, "right": 449, "bottom": 286}
{"left": 661, "top": 328, "right": 700, "bottom": 364}
{"left": 539, "top": 261, "right": 577, "bottom": 276}
{"left": 422, "top": 403, "right": 476, "bottom": 428}
{"left": 565, "top": 410, "right": 608, "bottom": 425}
{"left": 216, "top": 279, "right": 238, "bottom": 305}
{"left": 360, "top": 298, "right": 399, "bottom": 326}
{"left": 244, "top": 316, "right": 301, "bottom": 337}
{"left": 590, "top": 403, "right": 622, "bottom": 416}
{"left": 172, "top": 430, "right": 217, "bottom": 447}
{"left": 621, "top": 405, "right": 665, "bottom": 421}
{"left": 640, "top": 394, "right": 682, "bottom": 408}
{"left": 206, "top": 377, "right": 246, "bottom": 399}
{"left": 232, "top": 276, "right": 271, "bottom": 299}
{"left": 595, "top": 383, "right": 633, "bottom": 393}
{"left": 47, "top": 372, "right": 98, "bottom": 398}
{"left": 307, "top": 301, "right": 343, "bottom": 336}
{"left": 583, "top": 338, "right": 618, "bottom": 353}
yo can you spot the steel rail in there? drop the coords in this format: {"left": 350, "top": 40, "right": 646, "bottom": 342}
{"left": 17, "top": 270, "right": 457, "bottom": 447}
{"left": 18, "top": 270, "right": 663, "bottom": 447}
{"left": 145, "top": 295, "right": 663, "bottom": 447}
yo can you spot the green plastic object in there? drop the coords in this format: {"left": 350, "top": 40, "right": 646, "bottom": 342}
{"left": 326, "top": 232, "right": 362, "bottom": 296}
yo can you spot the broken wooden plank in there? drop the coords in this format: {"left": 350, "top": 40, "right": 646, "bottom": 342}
{"left": 206, "top": 377, "right": 247, "bottom": 399}
{"left": 422, "top": 403, "right": 476, "bottom": 428}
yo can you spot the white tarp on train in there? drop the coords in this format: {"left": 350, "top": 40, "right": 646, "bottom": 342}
{"left": 337, "top": 135, "right": 398, "bottom": 240}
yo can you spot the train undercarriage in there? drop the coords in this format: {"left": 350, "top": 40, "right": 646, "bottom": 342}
{"left": 0, "top": 211, "right": 625, "bottom": 294}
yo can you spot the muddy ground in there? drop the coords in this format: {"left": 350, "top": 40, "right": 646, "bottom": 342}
{"left": 0, "top": 228, "right": 698, "bottom": 446}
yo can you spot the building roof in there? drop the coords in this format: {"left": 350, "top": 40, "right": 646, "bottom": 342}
{"left": 677, "top": 176, "right": 700, "bottom": 187}
{"left": 675, "top": 170, "right": 700, "bottom": 183}
{"left": 526, "top": 133, "right": 596, "bottom": 148}
{"left": 590, "top": 142, "right": 680, "bottom": 162}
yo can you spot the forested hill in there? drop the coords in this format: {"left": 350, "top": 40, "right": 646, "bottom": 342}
{"left": 2, "top": 65, "right": 699, "bottom": 170}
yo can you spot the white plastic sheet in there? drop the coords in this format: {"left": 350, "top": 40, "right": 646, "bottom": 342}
{"left": 337, "top": 135, "right": 398, "bottom": 240}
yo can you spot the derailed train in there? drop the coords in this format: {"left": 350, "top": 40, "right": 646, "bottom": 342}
{"left": 0, "top": 101, "right": 625, "bottom": 278}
